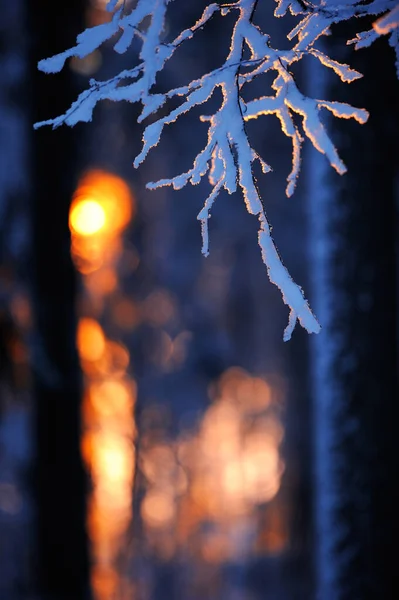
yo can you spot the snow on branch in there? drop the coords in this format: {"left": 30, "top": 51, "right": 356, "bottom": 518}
{"left": 276, "top": 0, "right": 399, "bottom": 76}
{"left": 34, "top": 0, "right": 399, "bottom": 339}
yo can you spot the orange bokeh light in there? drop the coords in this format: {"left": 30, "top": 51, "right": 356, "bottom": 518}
{"left": 77, "top": 318, "right": 106, "bottom": 362}
{"left": 69, "top": 170, "right": 134, "bottom": 275}
{"left": 70, "top": 199, "right": 106, "bottom": 236}
{"left": 141, "top": 491, "right": 176, "bottom": 529}
{"left": 71, "top": 169, "right": 136, "bottom": 600}
{"left": 139, "top": 368, "right": 286, "bottom": 564}
{"left": 70, "top": 170, "right": 133, "bottom": 238}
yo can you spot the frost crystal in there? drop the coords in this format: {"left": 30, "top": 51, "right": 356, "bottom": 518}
{"left": 34, "top": 0, "right": 399, "bottom": 340}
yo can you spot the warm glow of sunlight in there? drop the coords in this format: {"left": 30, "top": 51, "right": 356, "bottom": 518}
{"left": 70, "top": 199, "right": 106, "bottom": 236}
{"left": 93, "top": 432, "right": 134, "bottom": 491}
{"left": 77, "top": 318, "right": 106, "bottom": 362}
{"left": 90, "top": 566, "right": 118, "bottom": 600}
{"left": 141, "top": 491, "right": 176, "bottom": 529}
{"left": 82, "top": 376, "right": 136, "bottom": 598}
{"left": 69, "top": 170, "right": 134, "bottom": 275}
{"left": 139, "top": 367, "right": 286, "bottom": 562}
{"left": 78, "top": 326, "right": 136, "bottom": 599}
{"left": 73, "top": 170, "right": 133, "bottom": 235}
{"left": 194, "top": 370, "right": 284, "bottom": 519}
{"left": 71, "top": 170, "right": 137, "bottom": 600}
{"left": 88, "top": 379, "right": 136, "bottom": 421}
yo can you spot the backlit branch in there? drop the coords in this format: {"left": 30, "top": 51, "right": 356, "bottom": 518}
{"left": 34, "top": 0, "right": 399, "bottom": 339}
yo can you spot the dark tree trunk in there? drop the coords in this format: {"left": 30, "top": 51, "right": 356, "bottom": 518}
{"left": 28, "top": 2, "right": 91, "bottom": 599}
{"left": 310, "top": 26, "right": 399, "bottom": 600}
{"left": 283, "top": 332, "right": 315, "bottom": 600}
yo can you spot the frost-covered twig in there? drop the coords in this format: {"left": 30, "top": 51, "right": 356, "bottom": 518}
{"left": 34, "top": 0, "right": 399, "bottom": 339}
{"left": 142, "top": 0, "right": 322, "bottom": 338}
{"left": 276, "top": 0, "right": 399, "bottom": 76}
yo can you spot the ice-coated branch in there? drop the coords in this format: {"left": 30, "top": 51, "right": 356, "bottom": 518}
{"left": 34, "top": 0, "right": 399, "bottom": 339}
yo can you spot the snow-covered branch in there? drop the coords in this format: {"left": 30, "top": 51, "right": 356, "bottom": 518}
{"left": 34, "top": 0, "right": 399, "bottom": 339}
{"left": 276, "top": 0, "right": 399, "bottom": 76}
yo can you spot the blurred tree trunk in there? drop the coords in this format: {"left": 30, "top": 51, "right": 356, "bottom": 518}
{"left": 28, "top": 1, "right": 91, "bottom": 599}
{"left": 283, "top": 334, "right": 315, "bottom": 599}
{"left": 310, "top": 28, "right": 399, "bottom": 600}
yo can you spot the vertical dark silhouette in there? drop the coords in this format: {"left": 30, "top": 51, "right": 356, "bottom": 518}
{"left": 284, "top": 333, "right": 315, "bottom": 600}
{"left": 28, "top": 2, "right": 91, "bottom": 599}
{"left": 311, "top": 27, "right": 399, "bottom": 600}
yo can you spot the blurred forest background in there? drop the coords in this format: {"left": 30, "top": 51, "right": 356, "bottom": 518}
{"left": 0, "top": 1, "right": 398, "bottom": 599}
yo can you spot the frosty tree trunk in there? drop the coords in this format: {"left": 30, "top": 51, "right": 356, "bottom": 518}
{"left": 309, "top": 26, "right": 399, "bottom": 600}
{"left": 28, "top": 1, "right": 91, "bottom": 599}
